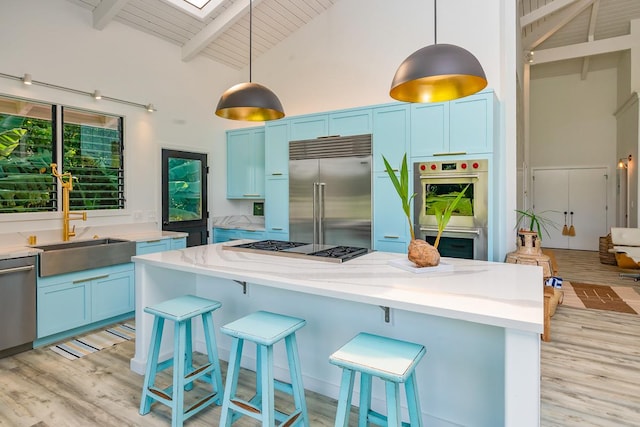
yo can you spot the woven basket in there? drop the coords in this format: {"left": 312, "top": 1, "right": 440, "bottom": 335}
{"left": 599, "top": 234, "right": 617, "bottom": 265}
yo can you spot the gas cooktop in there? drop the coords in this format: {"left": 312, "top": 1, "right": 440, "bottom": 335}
{"left": 222, "top": 240, "right": 370, "bottom": 263}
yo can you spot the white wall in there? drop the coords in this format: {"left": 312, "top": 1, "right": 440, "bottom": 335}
{"left": 530, "top": 68, "right": 618, "bottom": 229}
{"left": 0, "top": 0, "right": 517, "bottom": 255}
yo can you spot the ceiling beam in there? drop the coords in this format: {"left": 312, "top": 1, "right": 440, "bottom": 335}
{"left": 93, "top": 0, "right": 129, "bottom": 30}
{"left": 533, "top": 34, "right": 636, "bottom": 64}
{"left": 181, "top": 0, "right": 265, "bottom": 62}
{"left": 523, "top": 0, "right": 594, "bottom": 51}
{"left": 580, "top": 0, "right": 600, "bottom": 80}
{"left": 520, "top": 0, "right": 580, "bottom": 28}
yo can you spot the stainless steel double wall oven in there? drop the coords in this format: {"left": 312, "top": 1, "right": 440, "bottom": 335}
{"left": 414, "top": 159, "right": 488, "bottom": 260}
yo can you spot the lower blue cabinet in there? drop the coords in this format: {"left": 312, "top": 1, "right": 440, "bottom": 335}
{"left": 213, "top": 228, "right": 267, "bottom": 243}
{"left": 37, "top": 263, "right": 134, "bottom": 339}
{"left": 136, "top": 237, "right": 187, "bottom": 254}
{"left": 170, "top": 237, "right": 187, "bottom": 250}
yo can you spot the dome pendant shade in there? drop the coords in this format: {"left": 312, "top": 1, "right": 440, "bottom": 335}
{"left": 215, "top": 82, "right": 285, "bottom": 121}
{"left": 390, "top": 44, "right": 487, "bottom": 103}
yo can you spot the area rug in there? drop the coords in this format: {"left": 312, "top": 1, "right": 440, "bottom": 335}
{"left": 561, "top": 282, "right": 640, "bottom": 315}
{"left": 50, "top": 323, "right": 135, "bottom": 361}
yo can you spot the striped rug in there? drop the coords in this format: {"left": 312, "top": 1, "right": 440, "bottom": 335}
{"left": 562, "top": 282, "right": 640, "bottom": 315}
{"left": 50, "top": 323, "right": 135, "bottom": 361}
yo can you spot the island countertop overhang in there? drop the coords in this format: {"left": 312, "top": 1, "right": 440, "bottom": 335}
{"left": 132, "top": 242, "right": 543, "bottom": 334}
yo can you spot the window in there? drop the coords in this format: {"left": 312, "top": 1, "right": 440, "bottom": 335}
{"left": 0, "top": 97, "right": 55, "bottom": 213}
{"left": 0, "top": 95, "right": 125, "bottom": 214}
{"left": 62, "top": 108, "right": 124, "bottom": 210}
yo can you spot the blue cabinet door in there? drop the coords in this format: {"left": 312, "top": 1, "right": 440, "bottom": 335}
{"left": 373, "top": 105, "right": 410, "bottom": 172}
{"left": 136, "top": 239, "right": 171, "bottom": 255}
{"left": 373, "top": 172, "right": 409, "bottom": 253}
{"left": 37, "top": 279, "right": 91, "bottom": 338}
{"left": 265, "top": 176, "right": 289, "bottom": 237}
{"left": 449, "top": 91, "right": 495, "bottom": 154}
{"left": 265, "top": 121, "right": 290, "bottom": 177}
{"left": 329, "top": 109, "right": 372, "bottom": 136}
{"left": 213, "top": 228, "right": 242, "bottom": 243}
{"left": 237, "top": 229, "right": 267, "bottom": 240}
{"left": 92, "top": 265, "right": 135, "bottom": 321}
{"left": 410, "top": 102, "right": 448, "bottom": 158}
{"left": 290, "top": 115, "right": 328, "bottom": 140}
{"left": 227, "top": 128, "right": 265, "bottom": 199}
{"left": 170, "top": 237, "right": 187, "bottom": 250}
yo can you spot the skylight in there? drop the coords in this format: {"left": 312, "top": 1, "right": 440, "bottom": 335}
{"left": 184, "top": 0, "right": 211, "bottom": 8}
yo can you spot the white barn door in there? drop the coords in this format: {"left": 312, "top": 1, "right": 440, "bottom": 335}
{"left": 533, "top": 168, "right": 608, "bottom": 250}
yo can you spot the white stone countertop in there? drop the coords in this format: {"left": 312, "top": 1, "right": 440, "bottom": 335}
{"left": 211, "top": 215, "right": 265, "bottom": 231}
{"left": 133, "top": 242, "right": 544, "bottom": 333}
{"left": 0, "top": 229, "right": 187, "bottom": 260}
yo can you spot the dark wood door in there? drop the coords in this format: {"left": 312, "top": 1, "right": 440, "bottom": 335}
{"left": 161, "top": 149, "right": 208, "bottom": 246}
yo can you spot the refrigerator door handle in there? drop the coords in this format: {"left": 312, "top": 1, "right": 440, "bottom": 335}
{"left": 318, "top": 182, "right": 326, "bottom": 245}
{"left": 313, "top": 182, "right": 318, "bottom": 245}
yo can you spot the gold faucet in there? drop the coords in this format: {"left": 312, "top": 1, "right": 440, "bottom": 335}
{"left": 51, "top": 163, "right": 87, "bottom": 241}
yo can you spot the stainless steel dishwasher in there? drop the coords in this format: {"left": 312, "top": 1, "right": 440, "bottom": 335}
{"left": 0, "top": 256, "right": 36, "bottom": 358}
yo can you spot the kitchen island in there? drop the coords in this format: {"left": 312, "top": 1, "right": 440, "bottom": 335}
{"left": 131, "top": 242, "right": 542, "bottom": 427}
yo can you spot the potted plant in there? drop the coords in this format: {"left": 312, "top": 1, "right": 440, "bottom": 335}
{"left": 505, "top": 208, "right": 557, "bottom": 277}
{"left": 382, "top": 154, "right": 469, "bottom": 267}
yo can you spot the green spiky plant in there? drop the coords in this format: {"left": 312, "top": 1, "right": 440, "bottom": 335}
{"left": 515, "top": 209, "right": 557, "bottom": 241}
{"left": 382, "top": 154, "right": 470, "bottom": 249}
{"left": 382, "top": 153, "right": 416, "bottom": 241}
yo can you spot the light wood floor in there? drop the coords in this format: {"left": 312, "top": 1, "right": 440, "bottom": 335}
{"left": 1, "top": 250, "right": 639, "bottom": 426}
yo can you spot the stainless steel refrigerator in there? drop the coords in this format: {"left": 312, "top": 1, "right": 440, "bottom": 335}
{"left": 289, "top": 134, "right": 372, "bottom": 249}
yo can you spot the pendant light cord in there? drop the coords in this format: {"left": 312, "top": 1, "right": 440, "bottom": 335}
{"left": 249, "top": 0, "right": 253, "bottom": 83}
{"left": 434, "top": 0, "right": 437, "bottom": 45}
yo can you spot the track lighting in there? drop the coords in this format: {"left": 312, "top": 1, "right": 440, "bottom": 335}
{"left": 92, "top": 90, "right": 102, "bottom": 100}
{"left": 22, "top": 73, "right": 32, "bottom": 85}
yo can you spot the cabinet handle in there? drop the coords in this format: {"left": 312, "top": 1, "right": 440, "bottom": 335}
{"left": 74, "top": 274, "right": 109, "bottom": 284}
{"left": 245, "top": 229, "right": 257, "bottom": 233}
{"left": 433, "top": 151, "right": 467, "bottom": 156}
{"left": 271, "top": 227, "right": 283, "bottom": 231}
{"left": 0, "top": 265, "right": 34, "bottom": 275}
{"left": 243, "top": 194, "right": 261, "bottom": 197}
{"left": 145, "top": 239, "right": 162, "bottom": 243}
{"left": 271, "top": 172, "right": 283, "bottom": 176}
{"left": 383, "top": 235, "right": 400, "bottom": 239}
{"left": 171, "top": 237, "right": 183, "bottom": 240}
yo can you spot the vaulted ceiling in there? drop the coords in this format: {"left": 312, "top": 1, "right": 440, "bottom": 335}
{"left": 67, "top": 0, "right": 640, "bottom": 79}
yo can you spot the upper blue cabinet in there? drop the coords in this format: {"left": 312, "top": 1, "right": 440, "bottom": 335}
{"left": 290, "top": 114, "right": 329, "bottom": 140}
{"left": 411, "top": 90, "right": 496, "bottom": 158}
{"left": 227, "top": 127, "right": 265, "bottom": 199}
{"left": 265, "top": 121, "right": 290, "bottom": 177}
{"left": 372, "top": 104, "right": 410, "bottom": 172}
{"left": 329, "top": 109, "right": 372, "bottom": 136}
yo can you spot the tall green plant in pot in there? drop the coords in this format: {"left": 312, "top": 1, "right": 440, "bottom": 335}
{"left": 383, "top": 154, "right": 470, "bottom": 267}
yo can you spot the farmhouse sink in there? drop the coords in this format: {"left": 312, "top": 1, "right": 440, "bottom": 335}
{"left": 35, "top": 238, "right": 136, "bottom": 277}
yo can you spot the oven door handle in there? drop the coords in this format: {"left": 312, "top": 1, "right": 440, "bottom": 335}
{"left": 420, "top": 173, "right": 480, "bottom": 180}
{"left": 420, "top": 226, "right": 481, "bottom": 236}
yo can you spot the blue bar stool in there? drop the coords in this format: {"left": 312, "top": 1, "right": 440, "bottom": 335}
{"left": 329, "top": 333, "right": 426, "bottom": 427}
{"left": 219, "top": 310, "right": 309, "bottom": 427}
{"left": 139, "top": 295, "right": 224, "bottom": 427}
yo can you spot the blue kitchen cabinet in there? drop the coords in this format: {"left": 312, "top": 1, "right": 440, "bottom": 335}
{"left": 213, "top": 228, "right": 241, "bottom": 243}
{"left": 265, "top": 121, "right": 290, "bottom": 177}
{"left": 449, "top": 90, "right": 496, "bottom": 154}
{"left": 410, "top": 90, "right": 496, "bottom": 158}
{"left": 329, "top": 108, "right": 372, "bottom": 136}
{"left": 170, "top": 237, "right": 187, "bottom": 250}
{"left": 37, "top": 263, "right": 134, "bottom": 339}
{"left": 136, "top": 239, "right": 171, "bottom": 255}
{"left": 410, "top": 102, "right": 448, "bottom": 158}
{"left": 92, "top": 266, "right": 135, "bottom": 321}
{"left": 264, "top": 176, "right": 289, "bottom": 239}
{"left": 227, "top": 127, "right": 265, "bottom": 199}
{"left": 373, "top": 172, "right": 410, "bottom": 253}
{"left": 372, "top": 104, "right": 410, "bottom": 172}
{"left": 289, "top": 114, "right": 329, "bottom": 140}
{"left": 237, "top": 229, "right": 267, "bottom": 240}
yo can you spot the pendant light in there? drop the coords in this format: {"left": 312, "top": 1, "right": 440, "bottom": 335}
{"left": 390, "top": 0, "right": 487, "bottom": 103}
{"left": 215, "top": 0, "right": 284, "bottom": 121}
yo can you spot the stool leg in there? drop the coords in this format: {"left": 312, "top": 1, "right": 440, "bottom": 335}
{"left": 202, "top": 311, "right": 224, "bottom": 404}
{"left": 260, "top": 344, "right": 275, "bottom": 427}
{"left": 172, "top": 320, "right": 188, "bottom": 427}
{"left": 140, "top": 316, "right": 164, "bottom": 415}
{"left": 285, "top": 333, "right": 309, "bottom": 427}
{"left": 404, "top": 373, "right": 422, "bottom": 427}
{"left": 184, "top": 319, "right": 194, "bottom": 392}
{"left": 358, "top": 373, "right": 372, "bottom": 427}
{"left": 254, "top": 342, "right": 262, "bottom": 405}
{"left": 334, "top": 369, "right": 355, "bottom": 427}
{"left": 385, "top": 380, "right": 402, "bottom": 427}
{"left": 220, "top": 338, "right": 244, "bottom": 427}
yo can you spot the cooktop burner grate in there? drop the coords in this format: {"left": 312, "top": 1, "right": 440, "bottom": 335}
{"left": 309, "top": 246, "right": 369, "bottom": 259}
{"left": 230, "top": 240, "right": 308, "bottom": 251}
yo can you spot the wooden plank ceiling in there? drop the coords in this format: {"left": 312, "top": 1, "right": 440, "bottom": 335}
{"left": 67, "top": 0, "right": 338, "bottom": 69}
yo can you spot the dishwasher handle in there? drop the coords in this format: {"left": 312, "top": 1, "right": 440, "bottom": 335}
{"left": 0, "top": 265, "right": 35, "bottom": 276}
